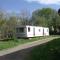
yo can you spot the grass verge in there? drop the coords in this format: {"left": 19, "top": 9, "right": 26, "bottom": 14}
{"left": 0, "top": 36, "right": 53, "bottom": 51}
{"left": 28, "top": 38, "right": 60, "bottom": 60}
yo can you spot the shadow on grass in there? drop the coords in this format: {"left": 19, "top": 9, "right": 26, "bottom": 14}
{"left": 28, "top": 38, "right": 60, "bottom": 60}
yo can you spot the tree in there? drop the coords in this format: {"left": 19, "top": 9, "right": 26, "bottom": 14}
{"left": 0, "top": 10, "right": 18, "bottom": 40}
{"left": 20, "top": 10, "right": 30, "bottom": 25}
{"left": 5, "top": 15, "right": 17, "bottom": 39}
{"left": 0, "top": 9, "right": 7, "bottom": 39}
{"left": 31, "top": 8, "right": 60, "bottom": 34}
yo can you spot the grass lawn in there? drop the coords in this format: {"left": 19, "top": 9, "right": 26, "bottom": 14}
{"left": 28, "top": 38, "right": 60, "bottom": 60}
{"left": 0, "top": 36, "right": 50, "bottom": 50}
{"left": 0, "top": 36, "right": 52, "bottom": 51}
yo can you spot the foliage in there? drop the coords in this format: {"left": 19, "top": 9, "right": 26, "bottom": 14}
{"left": 31, "top": 8, "right": 60, "bottom": 34}
{"left": 0, "top": 9, "right": 31, "bottom": 40}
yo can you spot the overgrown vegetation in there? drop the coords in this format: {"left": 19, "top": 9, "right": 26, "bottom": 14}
{"left": 0, "top": 36, "right": 50, "bottom": 50}
{"left": 28, "top": 38, "right": 60, "bottom": 60}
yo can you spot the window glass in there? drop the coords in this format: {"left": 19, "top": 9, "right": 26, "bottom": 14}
{"left": 28, "top": 27, "right": 30, "bottom": 32}
{"left": 16, "top": 28, "right": 19, "bottom": 32}
{"left": 16, "top": 27, "right": 24, "bottom": 33}
{"left": 39, "top": 29, "right": 40, "bottom": 32}
{"left": 19, "top": 28, "right": 24, "bottom": 32}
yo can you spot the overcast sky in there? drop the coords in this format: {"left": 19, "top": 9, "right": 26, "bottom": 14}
{"left": 0, "top": 0, "right": 60, "bottom": 14}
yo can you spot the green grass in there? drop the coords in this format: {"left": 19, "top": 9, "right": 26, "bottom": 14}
{"left": 28, "top": 38, "right": 60, "bottom": 60}
{"left": 0, "top": 35, "right": 59, "bottom": 51}
{"left": 0, "top": 36, "right": 51, "bottom": 51}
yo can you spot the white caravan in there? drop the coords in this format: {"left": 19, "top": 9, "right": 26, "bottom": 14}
{"left": 34, "top": 26, "right": 43, "bottom": 36}
{"left": 16, "top": 25, "right": 34, "bottom": 38}
{"left": 16, "top": 25, "right": 49, "bottom": 38}
{"left": 43, "top": 27, "right": 49, "bottom": 36}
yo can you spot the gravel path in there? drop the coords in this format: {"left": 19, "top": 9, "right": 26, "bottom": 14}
{"left": 0, "top": 36, "right": 59, "bottom": 57}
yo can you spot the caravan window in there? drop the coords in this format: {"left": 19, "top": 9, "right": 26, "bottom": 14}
{"left": 28, "top": 27, "right": 30, "bottom": 32}
{"left": 16, "top": 27, "right": 24, "bottom": 33}
{"left": 19, "top": 28, "right": 24, "bottom": 32}
{"left": 39, "top": 29, "right": 40, "bottom": 32}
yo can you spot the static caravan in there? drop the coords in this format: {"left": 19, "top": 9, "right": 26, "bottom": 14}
{"left": 16, "top": 25, "right": 34, "bottom": 38}
{"left": 16, "top": 25, "right": 49, "bottom": 38}
{"left": 43, "top": 27, "right": 49, "bottom": 36}
{"left": 34, "top": 26, "right": 43, "bottom": 36}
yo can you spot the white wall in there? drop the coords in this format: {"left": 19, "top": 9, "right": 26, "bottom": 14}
{"left": 34, "top": 27, "right": 43, "bottom": 36}
{"left": 26, "top": 26, "right": 34, "bottom": 37}
{"left": 43, "top": 28, "right": 49, "bottom": 36}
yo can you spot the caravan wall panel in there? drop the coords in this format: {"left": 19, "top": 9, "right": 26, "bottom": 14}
{"left": 43, "top": 28, "right": 49, "bottom": 36}
{"left": 34, "top": 27, "right": 43, "bottom": 36}
{"left": 26, "top": 26, "right": 34, "bottom": 37}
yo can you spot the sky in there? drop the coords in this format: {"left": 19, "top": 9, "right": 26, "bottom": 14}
{"left": 0, "top": 0, "right": 60, "bottom": 14}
